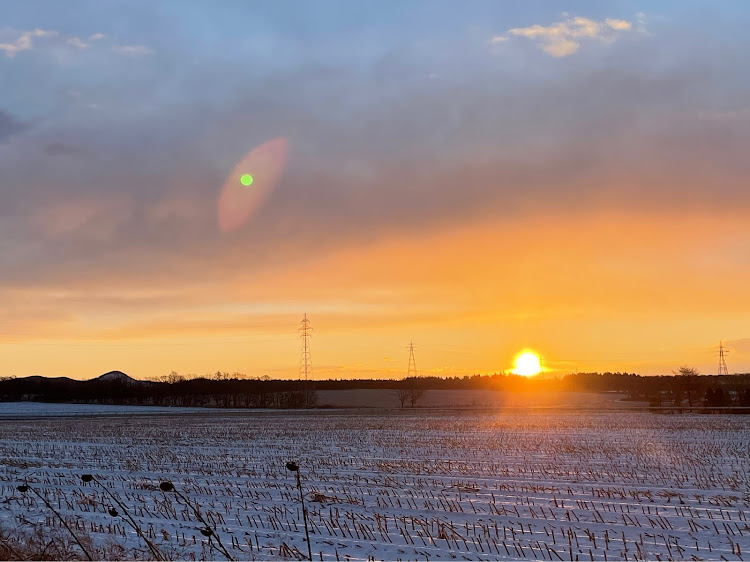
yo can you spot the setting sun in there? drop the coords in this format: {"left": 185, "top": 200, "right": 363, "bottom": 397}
{"left": 513, "top": 351, "right": 543, "bottom": 376}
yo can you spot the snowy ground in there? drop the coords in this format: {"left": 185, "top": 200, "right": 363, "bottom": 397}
{"left": 0, "top": 406, "right": 748, "bottom": 561}
{"left": 0, "top": 401, "right": 214, "bottom": 418}
{"left": 315, "top": 389, "right": 645, "bottom": 410}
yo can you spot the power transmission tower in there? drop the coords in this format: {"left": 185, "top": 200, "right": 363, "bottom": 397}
{"left": 405, "top": 340, "right": 425, "bottom": 407}
{"left": 718, "top": 341, "right": 729, "bottom": 376}
{"left": 407, "top": 340, "right": 417, "bottom": 378}
{"left": 299, "top": 314, "right": 312, "bottom": 405}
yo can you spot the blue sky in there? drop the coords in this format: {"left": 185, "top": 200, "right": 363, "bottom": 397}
{"left": 4, "top": 1, "right": 743, "bottom": 120}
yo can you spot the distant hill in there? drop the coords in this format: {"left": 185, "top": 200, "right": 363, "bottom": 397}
{"left": 0, "top": 370, "right": 152, "bottom": 405}
{"left": 21, "top": 375, "right": 77, "bottom": 383}
{"left": 91, "top": 371, "right": 143, "bottom": 385}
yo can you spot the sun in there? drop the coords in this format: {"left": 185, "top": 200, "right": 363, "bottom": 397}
{"left": 512, "top": 350, "right": 542, "bottom": 376}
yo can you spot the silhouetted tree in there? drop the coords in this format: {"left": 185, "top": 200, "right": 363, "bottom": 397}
{"left": 2, "top": 370, "right": 749, "bottom": 412}
{"left": 674, "top": 366, "right": 701, "bottom": 407}
{"left": 405, "top": 377, "right": 426, "bottom": 407}
{"left": 395, "top": 387, "right": 410, "bottom": 408}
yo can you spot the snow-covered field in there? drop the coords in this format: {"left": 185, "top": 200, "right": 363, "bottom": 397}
{"left": 0, "top": 407, "right": 748, "bottom": 560}
{"left": 0, "top": 401, "right": 213, "bottom": 418}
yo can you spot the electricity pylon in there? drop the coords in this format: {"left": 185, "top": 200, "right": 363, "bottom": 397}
{"left": 718, "top": 341, "right": 729, "bottom": 376}
{"left": 407, "top": 340, "right": 417, "bottom": 378}
{"left": 405, "top": 340, "right": 424, "bottom": 407}
{"left": 299, "top": 315, "right": 312, "bottom": 405}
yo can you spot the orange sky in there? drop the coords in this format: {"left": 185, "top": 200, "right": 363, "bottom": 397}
{"left": 3, "top": 209, "right": 749, "bottom": 379}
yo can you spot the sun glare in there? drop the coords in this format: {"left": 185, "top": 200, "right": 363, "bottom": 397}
{"left": 513, "top": 350, "right": 542, "bottom": 376}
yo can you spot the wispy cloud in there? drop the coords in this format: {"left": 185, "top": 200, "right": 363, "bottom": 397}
{"left": 697, "top": 107, "right": 750, "bottom": 121}
{"left": 494, "top": 15, "right": 635, "bottom": 57}
{"left": 66, "top": 36, "right": 88, "bottom": 50}
{"left": 0, "top": 28, "right": 57, "bottom": 58}
{"left": 112, "top": 45, "right": 154, "bottom": 56}
{"left": 0, "top": 28, "right": 151, "bottom": 58}
{"left": 44, "top": 141, "right": 88, "bottom": 156}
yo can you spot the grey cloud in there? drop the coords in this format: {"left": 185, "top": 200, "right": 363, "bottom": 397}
{"left": 111, "top": 45, "right": 154, "bottom": 56}
{"left": 0, "top": 110, "right": 26, "bottom": 142}
{"left": 1, "top": 31, "right": 750, "bottom": 289}
{"left": 44, "top": 141, "right": 88, "bottom": 156}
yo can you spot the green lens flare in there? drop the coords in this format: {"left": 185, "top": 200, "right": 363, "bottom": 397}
{"left": 240, "top": 174, "right": 254, "bottom": 186}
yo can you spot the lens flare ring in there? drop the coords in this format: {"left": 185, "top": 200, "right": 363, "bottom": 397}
{"left": 218, "top": 137, "right": 289, "bottom": 233}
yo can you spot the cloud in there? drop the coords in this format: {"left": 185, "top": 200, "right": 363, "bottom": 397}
{"left": 0, "top": 110, "right": 26, "bottom": 142}
{"left": 0, "top": 28, "right": 56, "bottom": 58}
{"left": 44, "top": 141, "right": 88, "bottom": 156}
{"left": 635, "top": 12, "right": 649, "bottom": 34}
{"left": 30, "top": 195, "right": 135, "bottom": 241}
{"left": 697, "top": 108, "right": 750, "bottom": 121}
{"left": 605, "top": 18, "right": 632, "bottom": 31}
{"left": 66, "top": 36, "right": 88, "bottom": 50}
{"left": 1, "top": 12, "right": 748, "bottom": 300}
{"left": 0, "top": 28, "right": 146, "bottom": 59}
{"left": 496, "top": 15, "right": 634, "bottom": 57}
{"left": 0, "top": 61, "right": 745, "bottom": 289}
{"left": 112, "top": 45, "right": 154, "bottom": 56}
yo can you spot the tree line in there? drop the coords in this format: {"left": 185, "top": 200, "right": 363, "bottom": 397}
{"left": 1, "top": 369, "right": 749, "bottom": 409}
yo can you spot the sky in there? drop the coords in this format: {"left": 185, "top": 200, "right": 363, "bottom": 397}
{"left": 1, "top": 1, "right": 750, "bottom": 380}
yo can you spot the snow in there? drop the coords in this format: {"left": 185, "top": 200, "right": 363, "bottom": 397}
{"left": 0, "top": 401, "right": 211, "bottom": 417}
{"left": 0, "top": 406, "right": 748, "bottom": 560}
